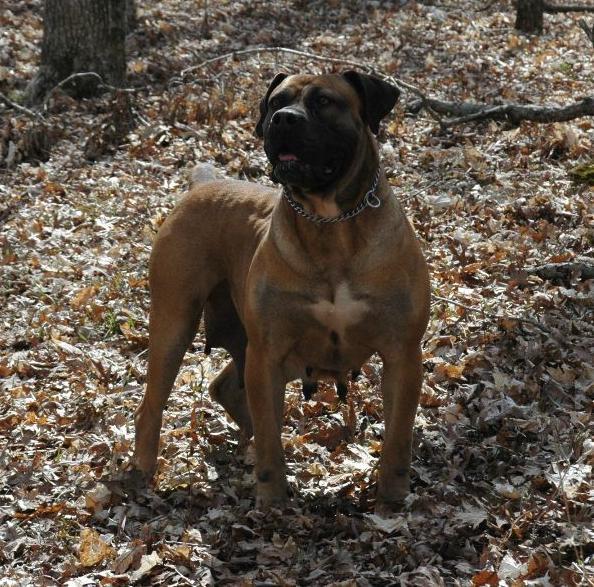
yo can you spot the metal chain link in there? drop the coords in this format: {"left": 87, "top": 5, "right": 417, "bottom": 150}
{"left": 281, "top": 169, "right": 381, "bottom": 225}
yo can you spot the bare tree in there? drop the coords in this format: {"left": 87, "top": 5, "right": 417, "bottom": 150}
{"left": 127, "top": 0, "right": 138, "bottom": 32}
{"left": 25, "top": 0, "right": 128, "bottom": 105}
{"left": 515, "top": 0, "right": 594, "bottom": 34}
{"left": 515, "top": 0, "right": 545, "bottom": 33}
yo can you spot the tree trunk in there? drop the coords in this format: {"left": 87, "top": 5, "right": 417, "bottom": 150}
{"left": 25, "top": 0, "right": 126, "bottom": 105}
{"left": 126, "top": 0, "right": 137, "bottom": 32}
{"left": 515, "top": 0, "right": 545, "bottom": 34}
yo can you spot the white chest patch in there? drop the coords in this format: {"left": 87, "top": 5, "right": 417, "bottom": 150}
{"left": 310, "top": 282, "right": 369, "bottom": 338}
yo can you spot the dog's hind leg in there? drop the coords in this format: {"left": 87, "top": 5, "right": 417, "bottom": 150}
{"left": 134, "top": 296, "right": 202, "bottom": 477}
{"left": 133, "top": 230, "right": 211, "bottom": 478}
{"left": 209, "top": 361, "right": 252, "bottom": 438}
{"left": 204, "top": 281, "right": 252, "bottom": 438}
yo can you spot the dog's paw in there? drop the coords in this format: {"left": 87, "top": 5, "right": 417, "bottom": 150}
{"left": 126, "top": 463, "right": 155, "bottom": 486}
{"left": 131, "top": 459, "right": 157, "bottom": 479}
{"left": 102, "top": 466, "right": 154, "bottom": 500}
{"left": 255, "top": 474, "right": 290, "bottom": 510}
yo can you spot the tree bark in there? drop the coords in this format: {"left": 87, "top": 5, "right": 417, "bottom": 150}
{"left": 25, "top": 0, "right": 127, "bottom": 105}
{"left": 126, "top": 0, "right": 137, "bottom": 32}
{"left": 516, "top": 0, "right": 545, "bottom": 34}
{"left": 515, "top": 1, "right": 594, "bottom": 35}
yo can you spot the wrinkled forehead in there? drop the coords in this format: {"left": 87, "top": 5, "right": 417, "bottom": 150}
{"left": 270, "top": 74, "right": 360, "bottom": 108}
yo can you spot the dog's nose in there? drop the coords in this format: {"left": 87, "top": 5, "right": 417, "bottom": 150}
{"left": 271, "top": 107, "right": 306, "bottom": 128}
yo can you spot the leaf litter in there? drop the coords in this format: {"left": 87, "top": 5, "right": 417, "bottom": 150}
{"left": 0, "top": 0, "right": 593, "bottom": 585}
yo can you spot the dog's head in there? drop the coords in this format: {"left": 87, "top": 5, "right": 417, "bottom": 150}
{"left": 255, "top": 71, "right": 399, "bottom": 193}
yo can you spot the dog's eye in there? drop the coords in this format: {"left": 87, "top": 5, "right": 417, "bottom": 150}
{"left": 318, "top": 95, "right": 331, "bottom": 107}
{"left": 269, "top": 97, "right": 281, "bottom": 109}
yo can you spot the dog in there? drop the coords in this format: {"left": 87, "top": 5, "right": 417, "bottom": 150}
{"left": 133, "top": 71, "right": 430, "bottom": 515}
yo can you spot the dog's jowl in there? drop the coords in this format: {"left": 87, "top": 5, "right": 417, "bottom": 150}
{"left": 133, "top": 71, "right": 430, "bottom": 515}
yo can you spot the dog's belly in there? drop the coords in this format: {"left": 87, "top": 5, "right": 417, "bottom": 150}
{"left": 287, "top": 330, "right": 372, "bottom": 377}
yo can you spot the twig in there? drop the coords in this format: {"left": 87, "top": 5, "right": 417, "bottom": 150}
{"left": 43, "top": 71, "right": 137, "bottom": 109}
{"left": 578, "top": 18, "right": 594, "bottom": 45}
{"left": 173, "top": 122, "right": 202, "bottom": 139}
{"left": 432, "top": 294, "right": 557, "bottom": 335}
{"left": 433, "top": 295, "right": 477, "bottom": 312}
{"left": 182, "top": 46, "right": 377, "bottom": 77}
{"left": 0, "top": 92, "right": 45, "bottom": 120}
{"left": 201, "top": 0, "right": 210, "bottom": 37}
{"left": 179, "top": 46, "right": 439, "bottom": 125}
{"left": 165, "top": 564, "right": 195, "bottom": 585}
{"left": 401, "top": 178, "right": 443, "bottom": 202}
{"left": 180, "top": 46, "right": 423, "bottom": 98}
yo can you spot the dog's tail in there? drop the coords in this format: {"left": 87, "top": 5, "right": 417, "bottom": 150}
{"left": 189, "top": 163, "right": 222, "bottom": 188}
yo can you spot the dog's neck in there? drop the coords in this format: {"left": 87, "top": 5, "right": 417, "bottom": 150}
{"left": 271, "top": 155, "right": 403, "bottom": 279}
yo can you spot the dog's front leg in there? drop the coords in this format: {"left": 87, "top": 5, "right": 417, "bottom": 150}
{"left": 376, "top": 344, "right": 423, "bottom": 515}
{"left": 245, "top": 344, "right": 288, "bottom": 507}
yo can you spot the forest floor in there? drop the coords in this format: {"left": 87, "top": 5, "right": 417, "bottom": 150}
{"left": 1, "top": 0, "right": 593, "bottom": 585}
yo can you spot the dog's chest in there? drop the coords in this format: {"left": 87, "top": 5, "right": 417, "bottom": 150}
{"left": 309, "top": 282, "right": 369, "bottom": 338}
{"left": 252, "top": 276, "right": 375, "bottom": 373}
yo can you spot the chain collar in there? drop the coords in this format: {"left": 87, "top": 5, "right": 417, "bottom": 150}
{"left": 281, "top": 169, "right": 381, "bottom": 225}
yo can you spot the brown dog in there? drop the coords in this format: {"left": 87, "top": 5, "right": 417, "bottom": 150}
{"left": 133, "top": 71, "right": 430, "bottom": 514}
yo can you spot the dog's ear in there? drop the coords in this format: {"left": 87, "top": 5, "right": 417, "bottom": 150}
{"left": 342, "top": 71, "right": 400, "bottom": 134}
{"left": 255, "top": 73, "right": 288, "bottom": 138}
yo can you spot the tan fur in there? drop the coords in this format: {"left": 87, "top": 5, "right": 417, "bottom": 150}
{"left": 133, "top": 74, "right": 430, "bottom": 515}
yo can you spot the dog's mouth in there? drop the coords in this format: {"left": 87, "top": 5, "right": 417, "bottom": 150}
{"left": 273, "top": 151, "right": 339, "bottom": 188}
{"left": 278, "top": 153, "right": 299, "bottom": 162}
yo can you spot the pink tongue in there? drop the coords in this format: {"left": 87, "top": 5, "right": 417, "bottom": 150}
{"left": 278, "top": 153, "right": 298, "bottom": 162}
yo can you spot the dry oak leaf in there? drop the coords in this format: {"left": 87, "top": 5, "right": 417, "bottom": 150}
{"left": 130, "top": 552, "right": 163, "bottom": 582}
{"left": 79, "top": 527, "right": 115, "bottom": 567}
{"left": 433, "top": 361, "right": 465, "bottom": 381}
{"left": 112, "top": 542, "right": 146, "bottom": 575}
{"left": 471, "top": 569, "right": 498, "bottom": 586}
{"left": 70, "top": 285, "right": 98, "bottom": 308}
{"left": 85, "top": 483, "right": 112, "bottom": 512}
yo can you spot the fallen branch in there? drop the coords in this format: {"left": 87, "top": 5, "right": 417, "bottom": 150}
{"left": 544, "top": 2, "right": 594, "bottom": 12}
{"left": 408, "top": 96, "right": 594, "bottom": 126}
{"left": 529, "top": 261, "right": 594, "bottom": 281}
{"left": 180, "top": 46, "right": 423, "bottom": 98}
{"left": 181, "top": 46, "right": 594, "bottom": 127}
{"left": 181, "top": 46, "right": 379, "bottom": 77}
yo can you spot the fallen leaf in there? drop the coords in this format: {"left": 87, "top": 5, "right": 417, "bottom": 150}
{"left": 130, "top": 552, "right": 162, "bottom": 582}
{"left": 79, "top": 528, "right": 115, "bottom": 567}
